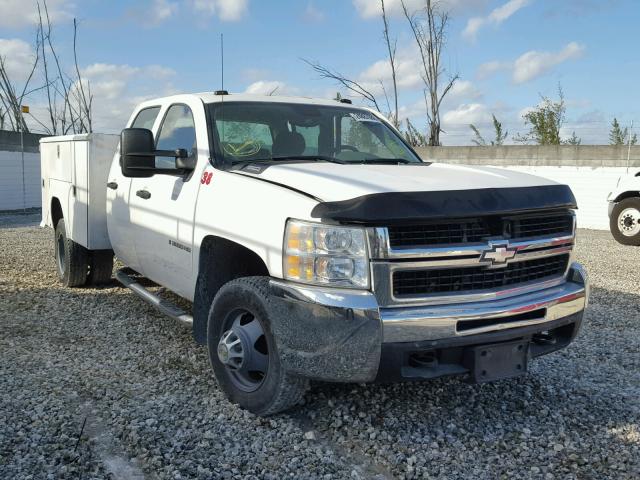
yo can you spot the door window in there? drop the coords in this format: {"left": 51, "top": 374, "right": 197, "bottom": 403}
{"left": 131, "top": 106, "right": 161, "bottom": 130}
{"left": 156, "top": 104, "right": 197, "bottom": 169}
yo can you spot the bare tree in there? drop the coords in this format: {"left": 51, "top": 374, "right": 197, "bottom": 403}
{"left": 302, "top": 59, "right": 381, "bottom": 112}
{"left": 401, "top": 0, "right": 458, "bottom": 146}
{"left": 381, "top": 0, "right": 399, "bottom": 127}
{"left": 0, "top": 32, "right": 42, "bottom": 133}
{"left": 302, "top": 0, "right": 401, "bottom": 124}
{"left": 36, "top": 1, "right": 92, "bottom": 134}
{"left": 72, "top": 18, "right": 92, "bottom": 133}
{"left": 0, "top": 0, "right": 93, "bottom": 135}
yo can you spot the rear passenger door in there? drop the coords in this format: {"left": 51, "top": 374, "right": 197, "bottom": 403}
{"left": 127, "top": 100, "right": 208, "bottom": 298}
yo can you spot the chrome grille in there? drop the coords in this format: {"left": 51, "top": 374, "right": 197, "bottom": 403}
{"left": 387, "top": 211, "right": 573, "bottom": 248}
{"left": 512, "top": 213, "right": 574, "bottom": 238}
{"left": 392, "top": 254, "right": 570, "bottom": 297}
{"left": 369, "top": 211, "right": 575, "bottom": 307}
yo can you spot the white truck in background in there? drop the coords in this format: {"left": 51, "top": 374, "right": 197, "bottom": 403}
{"left": 41, "top": 92, "right": 589, "bottom": 415}
{"left": 607, "top": 170, "right": 640, "bottom": 245}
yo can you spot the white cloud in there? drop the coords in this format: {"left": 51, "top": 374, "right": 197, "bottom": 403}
{"left": 476, "top": 42, "right": 585, "bottom": 84}
{"left": 149, "top": 0, "right": 179, "bottom": 26}
{"left": 443, "top": 103, "right": 492, "bottom": 126}
{"left": 243, "top": 80, "right": 288, "bottom": 95}
{"left": 512, "top": 41, "right": 585, "bottom": 84}
{"left": 463, "top": 0, "right": 531, "bottom": 40}
{"left": 303, "top": 1, "right": 325, "bottom": 22}
{"left": 358, "top": 51, "right": 423, "bottom": 94}
{"left": 476, "top": 60, "right": 510, "bottom": 80}
{"left": 447, "top": 80, "right": 482, "bottom": 102}
{"left": 352, "top": 0, "right": 487, "bottom": 18}
{"left": 0, "top": 0, "right": 73, "bottom": 28}
{"left": 80, "top": 63, "right": 177, "bottom": 131}
{"left": 0, "top": 38, "right": 37, "bottom": 81}
{"left": 191, "top": 0, "right": 249, "bottom": 21}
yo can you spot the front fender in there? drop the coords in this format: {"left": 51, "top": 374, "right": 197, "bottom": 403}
{"left": 268, "top": 280, "right": 382, "bottom": 383}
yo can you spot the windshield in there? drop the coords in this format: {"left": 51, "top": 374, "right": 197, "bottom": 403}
{"left": 207, "top": 101, "right": 422, "bottom": 164}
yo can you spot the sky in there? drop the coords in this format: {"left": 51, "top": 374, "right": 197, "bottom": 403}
{"left": 0, "top": 0, "right": 639, "bottom": 145}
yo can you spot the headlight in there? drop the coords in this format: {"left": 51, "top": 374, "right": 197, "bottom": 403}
{"left": 283, "top": 220, "right": 369, "bottom": 288}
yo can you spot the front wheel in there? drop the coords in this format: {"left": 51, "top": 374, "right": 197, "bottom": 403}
{"left": 207, "top": 277, "right": 309, "bottom": 415}
{"left": 610, "top": 197, "right": 640, "bottom": 246}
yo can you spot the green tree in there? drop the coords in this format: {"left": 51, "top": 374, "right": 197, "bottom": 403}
{"left": 515, "top": 86, "right": 566, "bottom": 145}
{"left": 470, "top": 114, "right": 508, "bottom": 146}
{"left": 565, "top": 131, "right": 581, "bottom": 145}
{"left": 404, "top": 118, "right": 427, "bottom": 147}
{"left": 609, "top": 118, "right": 637, "bottom": 145}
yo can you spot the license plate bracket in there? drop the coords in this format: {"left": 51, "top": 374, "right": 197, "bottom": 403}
{"left": 464, "top": 340, "right": 529, "bottom": 383}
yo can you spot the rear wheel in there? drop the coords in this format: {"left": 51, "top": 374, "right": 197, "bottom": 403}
{"left": 88, "top": 250, "right": 114, "bottom": 286}
{"left": 207, "top": 277, "right": 309, "bottom": 415}
{"left": 610, "top": 197, "right": 640, "bottom": 246}
{"left": 55, "top": 218, "right": 89, "bottom": 287}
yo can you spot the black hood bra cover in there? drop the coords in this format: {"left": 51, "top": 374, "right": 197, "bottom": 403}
{"left": 310, "top": 185, "right": 577, "bottom": 225}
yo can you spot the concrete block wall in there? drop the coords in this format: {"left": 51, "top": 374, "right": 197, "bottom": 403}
{"left": 414, "top": 146, "right": 639, "bottom": 231}
{"left": 415, "top": 145, "right": 640, "bottom": 168}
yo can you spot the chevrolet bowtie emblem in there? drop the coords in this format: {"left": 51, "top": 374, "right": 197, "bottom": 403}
{"left": 480, "top": 242, "right": 517, "bottom": 267}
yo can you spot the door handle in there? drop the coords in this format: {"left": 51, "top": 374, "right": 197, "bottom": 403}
{"left": 136, "top": 189, "right": 151, "bottom": 200}
{"left": 107, "top": 181, "right": 118, "bottom": 190}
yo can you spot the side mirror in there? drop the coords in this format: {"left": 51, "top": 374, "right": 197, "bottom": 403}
{"left": 175, "top": 150, "right": 197, "bottom": 170}
{"left": 120, "top": 129, "right": 197, "bottom": 177}
{"left": 120, "top": 128, "right": 155, "bottom": 178}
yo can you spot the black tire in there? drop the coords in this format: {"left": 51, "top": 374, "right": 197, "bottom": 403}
{"left": 88, "top": 250, "right": 114, "bottom": 286}
{"left": 207, "top": 277, "right": 309, "bottom": 415}
{"left": 54, "top": 218, "right": 89, "bottom": 287}
{"left": 610, "top": 197, "right": 640, "bottom": 246}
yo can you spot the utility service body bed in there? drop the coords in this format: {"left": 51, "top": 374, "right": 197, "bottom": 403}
{"left": 40, "top": 133, "right": 118, "bottom": 250}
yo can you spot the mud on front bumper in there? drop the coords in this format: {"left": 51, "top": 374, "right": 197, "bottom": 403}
{"left": 268, "top": 262, "right": 589, "bottom": 384}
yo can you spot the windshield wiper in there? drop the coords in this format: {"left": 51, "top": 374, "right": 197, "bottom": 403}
{"left": 235, "top": 155, "right": 347, "bottom": 165}
{"left": 357, "top": 158, "right": 414, "bottom": 164}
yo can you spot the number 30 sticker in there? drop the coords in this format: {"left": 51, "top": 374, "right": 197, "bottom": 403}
{"left": 201, "top": 171, "right": 213, "bottom": 185}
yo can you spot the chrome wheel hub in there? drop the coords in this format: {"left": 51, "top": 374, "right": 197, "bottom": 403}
{"left": 618, "top": 208, "right": 640, "bottom": 237}
{"left": 217, "top": 310, "right": 269, "bottom": 392}
{"left": 217, "top": 330, "right": 243, "bottom": 368}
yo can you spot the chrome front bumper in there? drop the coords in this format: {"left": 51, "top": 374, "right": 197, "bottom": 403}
{"left": 268, "top": 262, "right": 588, "bottom": 382}
{"left": 380, "top": 262, "right": 588, "bottom": 343}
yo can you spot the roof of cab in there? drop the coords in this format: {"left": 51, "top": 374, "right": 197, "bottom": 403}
{"left": 196, "top": 92, "right": 356, "bottom": 107}
{"left": 134, "top": 92, "right": 360, "bottom": 108}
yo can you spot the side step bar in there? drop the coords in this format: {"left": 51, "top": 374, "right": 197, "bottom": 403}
{"left": 116, "top": 269, "right": 193, "bottom": 326}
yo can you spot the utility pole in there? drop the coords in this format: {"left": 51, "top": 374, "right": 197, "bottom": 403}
{"left": 20, "top": 105, "right": 29, "bottom": 214}
{"left": 627, "top": 120, "right": 634, "bottom": 174}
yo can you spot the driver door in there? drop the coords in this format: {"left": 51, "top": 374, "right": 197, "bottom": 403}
{"left": 127, "top": 100, "right": 207, "bottom": 298}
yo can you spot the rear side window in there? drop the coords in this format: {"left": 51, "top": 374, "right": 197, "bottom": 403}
{"left": 131, "top": 106, "right": 161, "bottom": 130}
{"left": 156, "top": 104, "right": 197, "bottom": 169}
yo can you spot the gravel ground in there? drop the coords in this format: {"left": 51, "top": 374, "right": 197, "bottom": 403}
{"left": 1, "top": 223, "right": 639, "bottom": 479}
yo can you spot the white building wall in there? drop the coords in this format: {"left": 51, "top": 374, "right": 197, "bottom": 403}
{"left": 480, "top": 166, "right": 628, "bottom": 230}
{"left": 0, "top": 150, "right": 41, "bottom": 211}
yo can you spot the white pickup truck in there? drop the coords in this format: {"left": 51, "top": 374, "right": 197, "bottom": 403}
{"left": 607, "top": 170, "right": 640, "bottom": 245}
{"left": 41, "top": 92, "right": 589, "bottom": 415}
